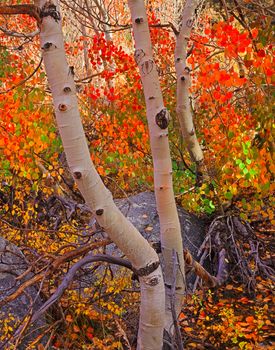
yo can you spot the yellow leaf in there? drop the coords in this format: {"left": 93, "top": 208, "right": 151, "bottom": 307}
{"left": 66, "top": 314, "right": 73, "bottom": 323}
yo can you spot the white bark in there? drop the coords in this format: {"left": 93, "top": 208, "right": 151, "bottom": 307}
{"left": 127, "top": 0, "right": 185, "bottom": 332}
{"left": 38, "top": 1, "right": 165, "bottom": 348}
{"left": 81, "top": 22, "right": 92, "bottom": 76}
{"left": 175, "top": 0, "right": 203, "bottom": 163}
{"left": 92, "top": 0, "right": 115, "bottom": 89}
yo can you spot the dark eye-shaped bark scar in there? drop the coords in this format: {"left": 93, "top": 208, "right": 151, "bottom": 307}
{"left": 40, "top": 2, "right": 61, "bottom": 22}
{"left": 186, "top": 18, "right": 194, "bottom": 28}
{"left": 141, "top": 59, "right": 154, "bottom": 75}
{"left": 134, "top": 49, "right": 145, "bottom": 64}
{"left": 155, "top": 108, "right": 170, "bottom": 129}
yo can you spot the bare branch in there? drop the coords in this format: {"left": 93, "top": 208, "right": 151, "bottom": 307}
{"left": 0, "top": 4, "right": 41, "bottom": 24}
{"left": 0, "top": 57, "right": 43, "bottom": 94}
{"left": 0, "top": 26, "right": 39, "bottom": 38}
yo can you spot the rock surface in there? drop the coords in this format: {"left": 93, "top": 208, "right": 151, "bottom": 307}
{"left": 85, "top": 192, "right": 207, "bottom": 288}
{"left": 116, "top": 191, "right": 206, "bottom": 260}
{"left": 0, "top": 237, "right": 48, "bottom": 350}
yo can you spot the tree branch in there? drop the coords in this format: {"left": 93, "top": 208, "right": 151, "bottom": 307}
{"left": 0, "top": 4, "right": 41, "bottom": 24}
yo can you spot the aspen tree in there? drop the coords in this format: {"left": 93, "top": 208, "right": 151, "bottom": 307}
{"left": 127, "top": 0, "right": 185, "bottom": 333}
{"left": 175, "top": 0, "right": 204, "bottom": 163}
{"left": 38, "top": 1, "right": 165, "bottom": 348}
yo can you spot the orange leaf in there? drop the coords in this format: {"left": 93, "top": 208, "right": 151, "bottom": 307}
{"left": 66, "top": 314, "right": 73, "bottom": 323}
{"left": 73, "top": 325, "right": 80, "bottom": 333}
{"left": 245, "top": 316, "right": 254, "bottom": 324}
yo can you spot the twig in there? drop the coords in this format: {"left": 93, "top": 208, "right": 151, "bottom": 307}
{"left": 0, "top": 57, "right": 43, "bottom": 94}
{"left": 14, "top": 253, "right": 133, "bottom": 340}
{"left": 0, "top": 26, "right": 39, "bottom": 38}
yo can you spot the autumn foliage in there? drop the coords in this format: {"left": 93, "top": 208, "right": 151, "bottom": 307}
{"left": 0, "top": 1, "right": 274, "bottom": 349}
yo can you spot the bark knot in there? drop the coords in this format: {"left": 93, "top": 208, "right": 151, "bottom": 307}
{"left": 42, "top": 42, "right": 55, "bottom": 50}
{"left": 58, "top": 104, "right": 67, "bottom": 112}
{"left": 135, "top": 17, "right": 144, "bottom": 24}
{"left": 132, "top": 261, "right": 160, "bottom": 278}
{"left": 73, "top": 171, "right": 82, "bottom": 179}
{"left": 141, "top": 59, "right": 154, "bottom": 75}
{"left": 155, "top": 108, "right": 170, "bottom": 129}
{"left": 63, "top": 86, "right": 71, "bottom": 93}
{"left": 146, "top": 276, "right": 159, "bottom": 286}
{"left": 96, "top": 209, "right": 104, "bottom": 216}
{"left": 186, "top": 18, "right": 194, "bottom": 28}
{"left": 40, "top": 1, "right": 61, "bottom": 22}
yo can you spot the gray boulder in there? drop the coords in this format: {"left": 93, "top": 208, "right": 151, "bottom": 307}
{"left": 116, "top": 191, "right": 205, "bottom": 259}
{"left": 80, "top": 192, "right": 207, "bottom": 289}
{"left": 0, "top": 237, "right": 48, "bottom": 350}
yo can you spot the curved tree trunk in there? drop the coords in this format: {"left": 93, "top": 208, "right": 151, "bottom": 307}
{"left": 38, "top": 1, "right": 165, "bottom": 348}
{"left": 127, "top": 0, "right": 185, "bottom": 333}
{"left": 175, "top": 0, "right": 203, "bottom": 164}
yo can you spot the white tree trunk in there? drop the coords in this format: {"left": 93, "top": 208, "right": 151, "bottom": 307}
{"left": 175, "top": 0, "right": 203, "bottom": 163}
{"left": 38, "top": 1, "right": 165, "bottom": 348}
{"left": 127, "top": 0, "right": 185, "bottom": 332}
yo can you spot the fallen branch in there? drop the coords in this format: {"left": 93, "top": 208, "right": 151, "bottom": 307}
{"left": 12, "top": 253, "right": 133, "bottom": 343}
{"left": 0, "top": 239, "right": 110, "bottom": 308}
{"left": 184, "top": 249, "right": 219, "bottom": 288}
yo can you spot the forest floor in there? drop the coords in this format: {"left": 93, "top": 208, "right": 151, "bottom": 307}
{"left": 177, "top": 217, "right": 274, "bottom": 350}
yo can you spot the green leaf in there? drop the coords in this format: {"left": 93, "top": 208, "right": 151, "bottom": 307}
{"left": 225, "top": 191, "right": 233, "bottom": 200}
{"left": 249, "top": 168, "right": 257, "bottom": 176}
{"left": 239, "top": 162, "right": 245, "bottom": 170}
{"left": 2, "top": 160, "right": 10, "bottom": 170}
{"left": 40, "top": 134, "right": 49, "bottom": 142}
{"left": 106, "top": 156, "right": 114, "bottom": 163}
{"left": 209, "top": 200, "right": 215, "bottom": 209}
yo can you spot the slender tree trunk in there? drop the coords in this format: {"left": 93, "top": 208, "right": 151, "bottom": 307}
{"left": 38, "top": 1, "right": 165, "bottom": 348}
{"left": 81, "top": 22, "right": 92, "bottom": 77}
{"left": 127, "top": 0, "right": 185, "bottom": 332}
{"left": 175, "top": 0, "right": 203, "bottom": 164}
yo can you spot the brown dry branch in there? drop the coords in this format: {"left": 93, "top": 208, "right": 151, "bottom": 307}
{"left": 184, "top": 249, "right": 219, "bottom": 288}
{"left": 0, "top": 239, "right": 110, "bottom": 308}
{"left": 11, "top": 253, "right": 133, "bottom": 345}
{"left": 0, "top": 4, "right": 41, "bottom": 24}
{"left": 194, "top": 214, "right": 274, "bottom": 292}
